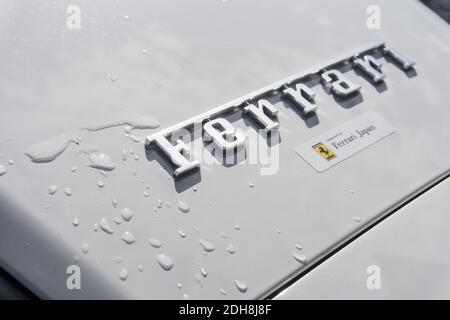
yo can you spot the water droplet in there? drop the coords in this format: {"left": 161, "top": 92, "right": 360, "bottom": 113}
{"left": 233, "top": 223, "right": 241, "bottom": 231}
{"left": 156, "top": 254, "right": 174, "bottom": 271}
{"left": 248, "top": 181, "right": 255, "bottom": 188}
{"left": 93, "top": 223, "right": 99, "bottom": 232}
{"left": 195, "top": 273, "right": 204, "bottom": 288}
{"left": 73, "top": 255, "right": 81, "bottom": 263}
{"left": 199, "top": 239, "right": 215, "bottom": 253}
{"left": 81, "top": 243, "right": 90, "bottom": 254}
{"left": 226, "top": 243, "right": 237, "bottom": 254}
{"left": 121, "top": 231, "right": 136, "bottom": 245}
{"left": 48, "top": 185, "right": 58, "bottom": 195}
{"left": 141, "top": 49, "right": 148, "bottom": 55}
{"left": 25, "top": 134, "right": 79, "bottom": 163}
{"left": 121, "top": 208, "right": 134, "bottom": 222}
{"left": 295, "top": 244, "right": 303, "bottom": 251}
{"left": 353, "top": 216, "right": 362, "bottom": 223}
{"left": 178, "top": 231, "right": 187, "bottom": 238}
{"left": 276, "top": 229, "right": 282, "bottom": 234}
{"left": 118, "top": 269, "right": 129, "bottom": 281}
{"left": 137, "top": 264, "right": 144, "bottom": 272}
{"left": 111, "top": 194, "right": 119, "bottom": 208}
{"left": 178, "top": 201, "right": 190, "bottom": 213}
{"left": 157, "top": 199, "right": 164, "bottom": 209}
{"left": 71, "top": 166, "right": 78, "bottom": 173}
{"left": 292, "top": 252, "right": 307, "bottom": 265}
{"left": 220, "top": 232, "right": 229, "bottom": 239}
{"left": 200, "top": 267, "right": 208, "bottom": 278}
{"left": 72, "top": 218, "right": 79, "bottom": 227}
{"left": 183, "top": 294, "right": 189, "bottom": 299}
{"left": 220, "top": 288, "right": 228, "bottom": 295}
{"left": 114, "top": 217, "right": 122, "bottom": 225}
{"left": 87, "top": 153, "right": 115, "bottom": 171}
{"left": 149, "top": 238, "right": 162, "bottom": 248}
{"left": 134, "top": 154, "right": 139, "bottom": 161}
{"left": 100, "top": 218, "right": 114, "bottom": 234}
{"left": 177, "top": 282, "right": 183, "bottom": 289}
{"left": 64, "top": 188, "right": 73, "bottom": 196}
{"left": 115, "top": 256, "right": 124, "bottom": 264}
{"left": 144, "top": 191, "right": 149, "bottom": 198}
{"left": 145, "top": 185, "right": 150, "bottom": 190}
{"left": 129, "top": 149, "right": 135, "bottom": 155}
{"left": 108, "top": 74, "right": 119, "bottom": 82}
{"left": 233, "top": 280, "right": 248, "bottom": 293}
{"left": 8, "top": 159, "right": 14, "bottom": 165}
{"left": 121, "top": 150, "right": 128, "bottom": 161}
{"left": 0, "top": 165, "right": 7, "bottom": 177}
{"left": 97, "top": 180, "right": 105, "bottom": 188}
{"left": 193, "top": 187, "right": 198, "bottom": 192}
{"left": 83, "top": 115, "right": 159, "bottom": 132}
{"left": 348, "top": 189, "right": 355, "bottom": 194}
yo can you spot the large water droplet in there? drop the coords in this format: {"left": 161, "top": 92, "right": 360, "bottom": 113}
{"left": 82, "top": 115, "right": 159, "bottom": 132}
{"left": 72, "top": 218, "right": 79, "bottom": 227}
{"left": 100, "top": 218, "right": 114, "bottom": 234}
{"left": 156, "top": 254, "right": 174, "bottom": 271}
{"left": 97, "top": 180, "right": 105, "bottom": 188}
{"left": 226, "top": 243, "right": 237, "bottom": 254}
{"left": 199, "top": 239, "right": 215, "bottom": 253}
{"left": 149, "top": 238, "right": 162, "bottom": 248}
{"left": 118, "top": 269, "right": 129, "bottom": 281}
{"left": 81, "top": 243, "right": 90, "bottom": 254}
{"left": 178, "top": 201, "right": 190, "bottom": 213}
{"left": 121, "top": 208, "right": 134, "bottom": 222}
{"left": 292, "top": 252, "right": 307, "bottom": 265}
{"left": 121, "top": 231, "right": 136, "bottom": 245}
{"left": 64, "top": 188, "right": 73, "bottom": 196}
{"left": 87, "top": 153, "right": 115, "bottom": 171}
{"left": 233, "top": 280, "right": 248, "bottom": 293}
{"left": 25, "top": 134, "right": 79, "bottom": 163}
{"left": 48, "top": 185, "right": 58, "bottom": 195}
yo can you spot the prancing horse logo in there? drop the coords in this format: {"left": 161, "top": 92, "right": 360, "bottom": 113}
{"left": 312, "top": 142, "right": 337, "bottom": 161}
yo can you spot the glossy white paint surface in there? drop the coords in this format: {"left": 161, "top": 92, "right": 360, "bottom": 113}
{"left": 0, "top": 0, "right": 449, "bottom": 299}
{"left": 276, "top": 178, "right": 450, "bottom": 299}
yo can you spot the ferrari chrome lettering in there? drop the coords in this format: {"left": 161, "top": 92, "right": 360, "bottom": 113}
{"left": 353, "top": 55, "right": 385, "bottom": 83}
{"left": 282, "top": 83, "right": 317, "bottom": 115}
{"left": 145, "top": 42, "right": 415, "bottom": 177}
{"left": 321, "top": 69, "right": 361, "bottom": 98}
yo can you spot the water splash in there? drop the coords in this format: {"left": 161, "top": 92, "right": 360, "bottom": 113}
{"left": 25, "top": 134, "right": 80, "bottom": 163}
{"left": 82, "top": 114, "right": 159, "bottom": 132}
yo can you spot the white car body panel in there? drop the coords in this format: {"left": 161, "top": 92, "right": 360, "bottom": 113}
{"left": 0, "top": 0, "right": 449, "bottom": 299}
